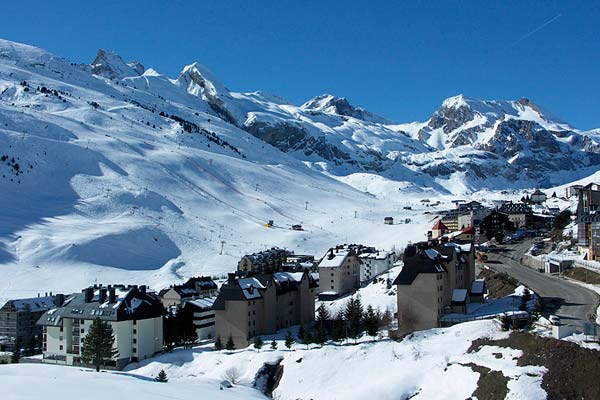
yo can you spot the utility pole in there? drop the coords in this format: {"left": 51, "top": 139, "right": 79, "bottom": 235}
{"left": 354, "top": 210, "right": 358, "bottom": 219}
{"left": 305, "top": 201, "right": 309, "bottom": 211}
{"left": 220, "top": 240, "right": 225, "bottom": 255}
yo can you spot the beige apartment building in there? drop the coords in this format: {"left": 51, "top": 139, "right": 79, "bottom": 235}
{"left": 394, "top": 240, "right": 475, "bottom": 335}
{"left": 213, "top": 272, "right": 316, "bottom": 348}
{"left": 318, "top": 246, "right": 361, "bottom": 299}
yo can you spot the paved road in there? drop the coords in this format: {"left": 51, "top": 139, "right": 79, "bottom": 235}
{"left": 485, "top": 240, "right": 599, "bottom": 326}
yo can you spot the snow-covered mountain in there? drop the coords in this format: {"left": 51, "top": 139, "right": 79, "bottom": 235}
{"left": 0, "top": 39, "right": 435, "bottom": 302}
{"left": 0, "top": 38, "right": 599, "bottom": 301}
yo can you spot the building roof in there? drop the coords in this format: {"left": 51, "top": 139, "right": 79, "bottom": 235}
{"left": 184, "top": 296, "right": 217, "bottom": 310}
{"left": 318, "top": 249, "right": 351, "bottom": 268}
{"left": 471, "top": 280, "right": 486, "bottom": 295}
{"left": 393, "top": 246, "right": 447, "bottom": 286}
{"left": 451, "top": 289, "right": 468, "bottom": 304}
{"left": 499, "top": 202, "right": 532, "bottom": 215}
{"left": 432, "top": 220, "right": 448, "bottom": 230}
{"left": 37, "top": 285, "right": 164, "bottom": 327}
{"left": 2, "top": 295, "right": 59, "bottom": 313}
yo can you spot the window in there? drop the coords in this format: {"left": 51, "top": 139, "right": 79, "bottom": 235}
{"left": 59, "top": 345, "right": 63, "bottom": 350}
{"left": 59, "top": 336, "right": 63, "bottom": 341}
{"left": 59, "top": 327, "right": 63, "bottom": 332}
{"left": 331, "top": 272, "right": 334, "bottom": 276}
{"left": 132, "top": 347, "right": 137, "bottom": 353}
{"left": 80, "top": 319, "right": 85, "bottom": 324}
{"left": 133, "top": 320, "right": 137, "bottom": 325}
{"left": 133, "top": 338, "right": 137, "bottom": 344}
{"left": 331, "top": 286, "right": 334, "bottom": 289}
{"left": 81, "top": 329, "right": 84, "bottom": 333}
{"left": 133, "top": 329, "right": 136, "bottom": 334}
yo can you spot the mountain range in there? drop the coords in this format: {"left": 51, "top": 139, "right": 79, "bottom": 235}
{"left": 0, "top": 38, "right": 598, "bottom": 299}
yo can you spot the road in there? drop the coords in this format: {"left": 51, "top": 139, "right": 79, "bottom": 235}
{"left": 485, "top": 240, "right": 599, "bottom": 326}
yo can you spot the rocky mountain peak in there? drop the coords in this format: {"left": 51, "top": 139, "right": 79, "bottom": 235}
{"left": 91, "top": 49, "right": 141, "bottom": 79}
{"left": 301, "top": 94, "right": 389, "bottom": 124}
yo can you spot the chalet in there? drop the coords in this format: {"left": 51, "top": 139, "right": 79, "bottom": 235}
{"left": 0, "top": 294, "right": 64, "bottom": 352}
{"left": 317, "top": 245, "right": 361, "bottom": 299}
{"left": 394, "top": 240, "right": 475, "bottom": 334}
{"left": 384, "top": 217, "right": 394, "bottom": 225}
{"left": 358, "top": 250, "right": 396, "bottom": 281}
{"left": 443, "top": 226, "right": 475, "bottom": 242}
{"left": 37, "top": 284, "right": 164, "bottom": 370}
{"left": 237, "top": 247, "right": 293, "bottom": 275}
{"left": 213, "top": 272, "right": 316, "bottom": 348}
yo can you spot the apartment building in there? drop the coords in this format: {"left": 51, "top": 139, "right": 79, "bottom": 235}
{"left": 158, "top": 276, "right": 217, "bottom": 309}
{"left": 237, "top": 247, "right": 293, "bottom": 274}
{"left": 318, "top": 245, "right": 361, "bottom": 299}
{"left": 0, "top": 294, "right": 64, "bottom": 352}
{"left": 358, "top": 250, "right": 395, "bottom": 281}
{"left": 394, "top": 240, "right": 475, "bottom": 335}
{"left": 498, "top": 202, "right": 532, "bottom": 229}
{"left": 576, "top": 183, "right": 600, "bottom": 260}
{"left": 37, "top": 284, "right": 164, "bottom": 370}
{"left": 214, "top": 272, "right": 316, "bottom": 348}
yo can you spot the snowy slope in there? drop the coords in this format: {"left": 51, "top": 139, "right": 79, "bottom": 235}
{"left": 0, "top": 39, "right": 431, "bottom": 304}
{"left": 125, "top": 320, "right": 546, "bottom": 400}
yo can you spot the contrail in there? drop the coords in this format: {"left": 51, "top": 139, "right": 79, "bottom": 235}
{"left": 509, "top": 14, "right": 562, "bottom": 47}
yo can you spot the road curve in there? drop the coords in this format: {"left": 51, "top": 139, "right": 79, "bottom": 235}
{"left": 485, "top": 240, "right": 599, "bottom": 326}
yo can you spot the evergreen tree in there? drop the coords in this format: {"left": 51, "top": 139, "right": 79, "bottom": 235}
{"left": 155, "top": 369, "right": 168, "bottom": 383}
{"left": 316, "top": 303, "right": 331, "bottom": 333}
{"left": 214, "top": 336, "right": 223, "bottom": 351}
{"left": 364, "top": 305, "right": 379, "bottom": 337}
{"left": 331, "top": 311, "right": 347, "bottom": 342}
{"left": 270, "top": 340, "right": 278, "bottom": 350}
{"left": 315, "top": 325, "right": 327, "bottom": 347}
{"left": 344, "top": 296, "right": 364, "bottom": 343}
{"left": 11, "top": 340, "right": 20, "bottom": 363}
{"left": 225, "top": 335, "right": 235, "bottom": 351}
{"left": 298, "top": 325, "right": 305, "bottom": 340}
{"left": 81, "top": 318, "right": 118, "bottom": 372}
{"left": 302, "top": 330, "right": 314, "bottom": 349}
{"left": 253, "top": 336, "right": 264, "bottom": 351}
{"left": 284, "top": 330, "right": 294, "bottom": 350}
{"left": 380, "top": 308, "right": 393, "bottom": 330}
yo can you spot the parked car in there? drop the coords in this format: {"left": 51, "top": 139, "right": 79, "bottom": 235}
{"left": 549, "top": 315, "right": 561, "bottom": 325}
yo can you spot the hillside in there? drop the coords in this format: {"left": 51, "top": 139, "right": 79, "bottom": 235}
{"left": 0, "top": 38, "right": 599, "bottom": 301}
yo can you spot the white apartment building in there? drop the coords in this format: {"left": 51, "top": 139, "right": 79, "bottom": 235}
{"left": 37, "top": 285, "right": 164, "bottom": 370}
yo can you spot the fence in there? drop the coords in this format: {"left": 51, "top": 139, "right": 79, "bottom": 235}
{"left": 574, "top": 259, "right": 600, "bottom": 272}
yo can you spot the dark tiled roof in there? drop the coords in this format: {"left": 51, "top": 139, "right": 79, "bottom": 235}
{"left": 393, "top": 250, "right": 447, "bottom": 286}
{"left": 37, "top": 285, "right": 164, "bottom": 327}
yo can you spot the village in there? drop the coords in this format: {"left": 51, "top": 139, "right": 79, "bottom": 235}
{"left": 1, "top": 183, "right": 599, "bottom": 385}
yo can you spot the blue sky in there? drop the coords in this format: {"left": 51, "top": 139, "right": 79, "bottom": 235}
{"left": 2, "top": 1, "right": 599, "bottom": 128}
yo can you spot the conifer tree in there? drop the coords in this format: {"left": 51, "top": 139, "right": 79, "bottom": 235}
{"left": 214, "top": 336, "right": 223, "bottom": 351}
{"left": 253, "top": 336, "right": 264, "bottom": 351}
{"left": 302, "top": 330, "right": 314, "bottom": 349}
{"left": 284, "top": 330, "right": 294, "bottom": 350}
{"left": 344, "top": 296, "right": 364, "bottom": 343}
{"left": 316, "top": 303, "right": 331, "bottom": 333}
{"left": 81, "top": 318, "right": 118, "bottom": 372}
{"left": 155, "top": 369, "right": 168, "bottom": 383}
{"left": 364, "top": 305, "right": 379, "bottom": 337}
{"left": 270, "top": 340, "right": 278, "bottom": 350}
{"left": 11, "top": 339, "right": 20, "bottom": 363}
{"left": 225, "top": 335, "right": 235, "bottom": 351}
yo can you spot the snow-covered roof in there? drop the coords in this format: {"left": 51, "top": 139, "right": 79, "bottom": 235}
{"left": 238, "top": 277, "right": 265, "bottom": 299}
{"left": 185, "top": 296, "right": 217, "bottom": 309}
{"left": 358, "top": 251, "right": 390, "bottom": 260}
{"left": 7, "top": 296, "right": 57, "bottom": 312}
{"left": 273, "top": 272, "right": 304, "bottom": 284}
{"left": 319, "top": 250, "right": 349, "bottom": 268}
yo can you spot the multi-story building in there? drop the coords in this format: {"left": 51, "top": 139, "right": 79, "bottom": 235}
{"left": 394, "top": 240, "right": 475, "bottom": 335}
{"left": 237, "top": 247, "right": 293, "bottom": 275}
{"left": 480, "top": 210, "right": 515, "bottom": 238}
{"left": 213, "top": 272, "right": 316, "bottom": 348}
{"left": 37, "top": 284, "right": 164, "bottom": 370}
{"left": 158, "top": 276, "right": 218, "bottom": 310}
{"left": 0, "top": 294, "right": 64, "bottom": 352}
{"left": 358, "top": 250, "right": 396, "bottom": 281}
{"left": 576, "top": 183, "right": 600, "bottom": 260}
{"left": 282, "top": 255, "right": 317, "bottom": 272}
{"left": 498, "top": 202, "right": 532, "bottom": 229}
{"left": 530, "top": 189, "right": 547, "bottom": 204}
{"left": 318, "top": 245, "right": 361, "bottom": 299}
{"left": 181, "top": 296, "right": 217, "bottom": 341}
